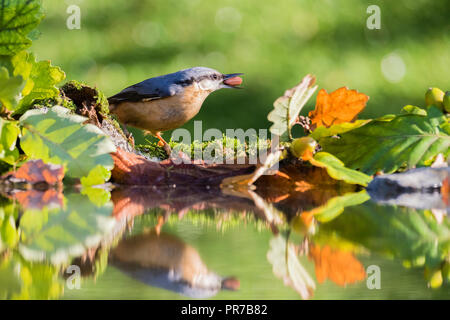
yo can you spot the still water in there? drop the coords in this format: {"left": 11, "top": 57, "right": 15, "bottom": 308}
{"left": 0, "top": 178, "right": 449, "bottom": 300}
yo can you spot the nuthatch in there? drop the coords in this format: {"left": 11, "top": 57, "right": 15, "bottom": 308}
{"left": 108, "top": 67, "right": 243, "bottom": 154}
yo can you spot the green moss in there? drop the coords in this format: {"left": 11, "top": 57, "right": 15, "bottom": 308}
{"left": 31, "top": 94, "right": 77, "bottom": 112}
{"left": 60, "top": 80, "right": 110, "bottom": 117}
{"left": 137, "top": 135, "right": 272, "bottom": 160}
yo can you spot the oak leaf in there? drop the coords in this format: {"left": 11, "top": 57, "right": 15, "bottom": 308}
{"left": 309, "top": 87, "right": 369, "bottom": 129}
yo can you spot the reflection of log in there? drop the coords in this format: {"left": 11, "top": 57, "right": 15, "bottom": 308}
{"left": 110, "top": 231, "right": 239, "bottom": 298}
{"left": 110, "top": 160, "right": 359, "bottom": 223}
{"left": 111, "top": 185, "right": 262, "bottom": 221}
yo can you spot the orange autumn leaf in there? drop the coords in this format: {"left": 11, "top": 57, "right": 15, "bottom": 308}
{"left": 309, "top": 244, "right": 366, "bottom": 287}
{"left": 309, "top": 87, "right": 369, "bottom": 129}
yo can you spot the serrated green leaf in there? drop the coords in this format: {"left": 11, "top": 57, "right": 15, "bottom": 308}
{"left": 268, "top": 74, "right": 317, "bottom": 141}
{"left": 0, "top": 0, "right": 44, "bottom": 55}
{"left": 0, "top": 118, "right": 20, "bottom": 164}
{"left": 80, "top": 164, "right": 111, "bottom": 187}
{"left": 0, "top": 66, "right": 24, "bottom": 110}
{"left": 18, "top": 192, "right": 117, "bottom": 265}
{"left": 320, "top": 107, "right": 450, "bottom": 174}
{"left": 19, "top": 106, "right": 116, "bottom": 178}
{"left": 309, "top": 119, "right": 371, "bottom": 140}
{"left": 309, "top": 152, "right": 372, "bottom": 186}
{"left": 11, "top": 51, "right": 65, "bottom": 113}
{"left": 0, "top": 51, "right": 65, "bottom": 113}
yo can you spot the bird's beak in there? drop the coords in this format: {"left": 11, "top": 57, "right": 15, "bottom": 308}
{"left": 222, "top": 73, "right": 244, "bottom": 89}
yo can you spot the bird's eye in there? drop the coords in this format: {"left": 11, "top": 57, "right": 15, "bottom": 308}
{"left": 212, "top": 74, "right": 218, "bottom": 80}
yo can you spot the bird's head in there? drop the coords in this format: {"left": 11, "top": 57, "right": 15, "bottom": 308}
{"left": 176, "top": 67, "right": 243, "bottom": 93}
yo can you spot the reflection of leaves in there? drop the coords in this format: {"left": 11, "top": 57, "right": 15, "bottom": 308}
{"left": 18, "top": 193, "right": 117, "bottom": 264}
{"left": 14, "top": 189, "right": 63, "bottom": 210}
{"left": 295, "top": 190, "right": 370, "bottom": 225}
{"left": 0, "top": 252, "right": 63, "bottom": 299}
{"left": 320, "top": 202, "right": 450, "bottom": 268}
{"left": 268, "top": 74, "right": 317, "bottom": 141}
{"left": 0, "top": 118, "right": 20, "bottom": 164}
{"left": 0, "top": 202, "right": 20, "bottom": 252}
{"left": 309, "top": 152, "right": 372, "bottom": 186}
{"left": 308, "top": 244, "right": 366, "bottom": 286}
{"left": 320, "top": 107, "right": 450, "bottom": 174}
{"left": 0, "top": 0, "right": 44, "bottom": 55}
{"left": 11, "top": 159, "right": 64, "bottom": 185}
{"left": 309, "top": 87, "right": 369, "bottom": 130}
{"left": 19, "top": 106, "right": 116, "bottom": 178}
{"left": 267, "top": 235, "right": 315, "bottom": 299}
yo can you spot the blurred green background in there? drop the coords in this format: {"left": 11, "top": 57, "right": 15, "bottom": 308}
{"left": 34, "top": 0, "right": 449, "bottom": 143}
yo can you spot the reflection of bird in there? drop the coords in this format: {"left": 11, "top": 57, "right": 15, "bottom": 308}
{"left": 108, "top": 67, "right": 243, "bottom": 154}
{"left": 110, "top": 230, "right": 240, "bottom": 298}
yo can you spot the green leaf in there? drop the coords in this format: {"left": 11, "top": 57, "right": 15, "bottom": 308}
{"left": 18, "top": 192, "right": 117, "bottom": 264}
{"left": 320, "top": 107, "right": 450, "bottom": 174}
{"left": 0, "top": 66, "right": 24, "bottom": 110}
{"left": 80, "top": 165, "right": 112, "bottom": 206}
{"left": 268, "top": 74, "right": 317, "bottom": 141}
{"left": 309, "top": 119, "right": 371, "bottom": 140}
{"left": 0, "top": 0, "right": 44, "bottom": 55}
{"left": 0, "top": 118, "right": 20, "bottom": 164}
{"left": 401, "top": 105, "right": 427, "bottom": 116}
{"left": 80, "top": 164, "right": 111, "bottom": 187}
{"left": 19, "top": 106, "right": 116, "bottom": 178}
{"left": 11, "top": 51, "right": 65, "bottom": 113}
{"left": 309, "top": 152, "right": 373, "bottom": 186}
{"left": 0, "top": 51, "right": 65, "bottom": 113}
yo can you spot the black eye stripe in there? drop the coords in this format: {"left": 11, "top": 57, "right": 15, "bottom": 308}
{"left": 175, "top": 74, "right": 221, "bottom": 86}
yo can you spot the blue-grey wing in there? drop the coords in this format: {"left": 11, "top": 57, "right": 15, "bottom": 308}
{"left": 107, "top": 76, "right": 182, "bottom": 104}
